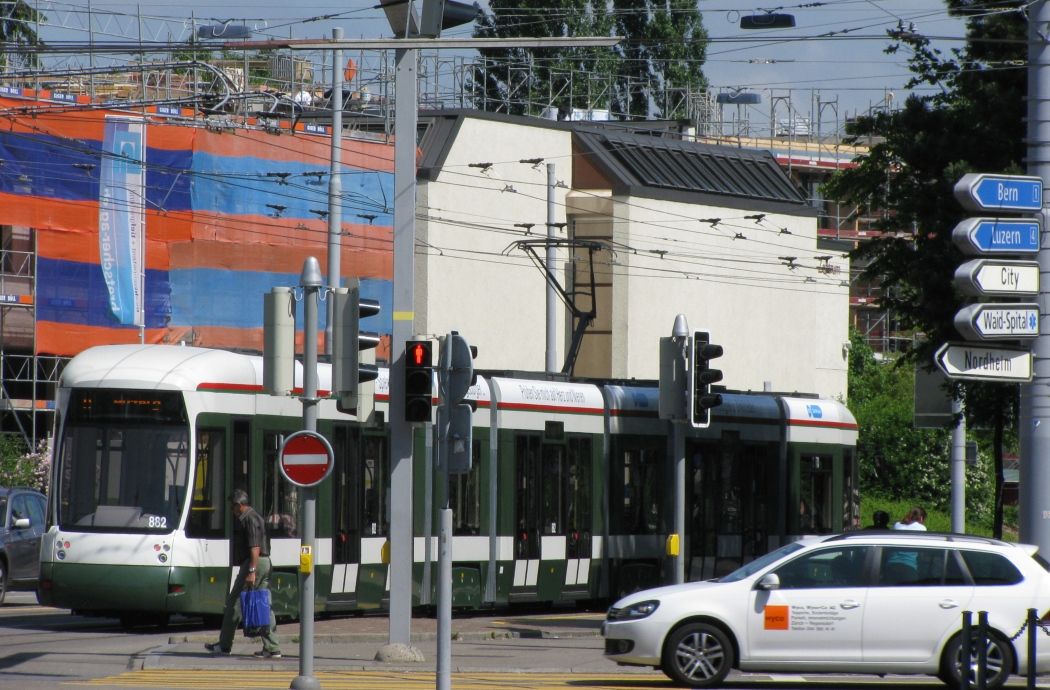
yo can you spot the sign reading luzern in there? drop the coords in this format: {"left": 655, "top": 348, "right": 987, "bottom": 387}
{"left": 934, "top": 342, "right": 1033, "bottom": 382}
{"left": 951, "top": 218, "right": 1040, "bottom": 255}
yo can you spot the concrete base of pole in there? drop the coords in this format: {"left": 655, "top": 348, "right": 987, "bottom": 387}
{"left": 290, "top": 675, "right": 322, "bottom": 690}
{"left": 374, "top": 642, "right": 426, "bottom": 662}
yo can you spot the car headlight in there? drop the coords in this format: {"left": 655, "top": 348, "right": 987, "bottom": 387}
{"left": 608, "top": 599, "right": 660, "bottom": 621}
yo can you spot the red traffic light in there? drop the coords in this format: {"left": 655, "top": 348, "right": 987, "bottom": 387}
{"left": 409, "top": 341, "right": 430, "bottom": 366}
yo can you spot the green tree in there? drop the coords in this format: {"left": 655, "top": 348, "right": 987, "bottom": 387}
{"left": 471, "top": 0, "right": 707, "bottom": 118}
{"left": 0, "top": 0, "right": 43, "bottom": 70}
{"left": 0, "top": 434, "right": 48, "bottom": 494}
{"left": 846, "top": 331, "right": 994, "bottom": 523}
{"left": 824, "top": 1, "right": 1026, "bottom": 535}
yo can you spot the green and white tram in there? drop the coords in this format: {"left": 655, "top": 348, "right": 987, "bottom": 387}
{"left": 38, "top": 344, "right": 858, "bottom": 623}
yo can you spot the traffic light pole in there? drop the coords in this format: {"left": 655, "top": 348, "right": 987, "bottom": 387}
{"left": 324, "top": 27, "right": 343, "bottom": 356}
{"left": 292, "top": 258, "right": 322, "bottom": 690}
{"left": 387, "top": 45, "right": 417, "bottom": 648}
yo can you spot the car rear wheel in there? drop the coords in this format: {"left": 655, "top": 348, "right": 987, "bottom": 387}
{"left": 0, "top": 559, "right": 7, "bottom": 605}
{"left": 940, "top": 631, "right": 1014, "bottom": 690}
{"left": 661, "top": 621, "right": 733, "bottom": 688}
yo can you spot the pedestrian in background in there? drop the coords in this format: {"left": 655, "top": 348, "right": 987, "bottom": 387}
{"left": 893, "top": 506, "right": 927, "bottom": 531}
{"left": 867, "top": 510, "right": 890, "bottom": 529}
{"left": 205, "top": 489, "right": 282, "bottom": 658}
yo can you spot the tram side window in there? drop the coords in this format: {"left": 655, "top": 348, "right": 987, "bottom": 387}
{"left": 611, "top": 439, "right": 663, "bottom": 535}
{"left": 187, "top": 428, "right": 225, "bottom": 538}
{"left": 542, "top": 444, "right": 564, "bottom": 535}
{"left": 362, "top": 435, "right": 389, "bottom": 536}
{"left": 450, "top": 439, "right": 482, "bottom": 535}
{"left": 565, "top": 437, "right": 592, "bottom": 543}
{"left": 262, "top": 431, "right": 299, "bottom": 538}
{"left": 799, "top": 455, "right": 832, "bottom": 534}
{"left": 515, "top": 435, "right": 541, "bottom": 557}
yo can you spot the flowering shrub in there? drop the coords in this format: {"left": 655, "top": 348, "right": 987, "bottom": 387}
{"left": 0, "top": 435, "right": 50, "bottom": 494}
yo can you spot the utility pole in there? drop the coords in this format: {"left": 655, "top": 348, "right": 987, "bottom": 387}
{"left": 325, "top": 27, "right": 344, "bottom": 355}
{"left": 546, "top": 163, "right": 557, "bottom": 373}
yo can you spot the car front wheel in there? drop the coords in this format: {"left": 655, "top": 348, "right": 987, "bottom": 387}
{"left": 0, "top": 559, "right": 7, "bottom": 605}
{"left": 661, "top": 621, "right": 733, "bottom": 688}
{"left": 940, "top": 630, "right": 1014, "bottom": 690}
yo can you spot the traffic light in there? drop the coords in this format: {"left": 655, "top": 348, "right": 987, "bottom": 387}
{"left": 439, "top": 332, "right": 477, "bottom": 474}
{"left": 333, "top": 280, "right": 380, "bottom": 415}
{"left": 379, "top": 0, "right": 480, "bottom": 38}
{"left": 690, "top": 330, "right": 723, "bottom": 428}
{"left": 404, "top": 339, "right": 434, "bottom": 422}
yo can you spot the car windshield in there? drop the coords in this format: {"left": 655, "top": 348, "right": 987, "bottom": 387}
{"left": 56, "top": 389, "right": 189, "bottom": 533}
{"left": 717, "top": 542, "right": 806, "bottom": 583}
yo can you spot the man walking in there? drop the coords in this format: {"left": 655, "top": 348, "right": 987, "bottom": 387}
{"left": 205, "top": 489, "right": 282, "bottom": 658}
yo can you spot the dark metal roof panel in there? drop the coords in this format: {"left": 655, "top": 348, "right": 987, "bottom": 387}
{"left": 574, "top": 129, "right": 810, "bottom": 208}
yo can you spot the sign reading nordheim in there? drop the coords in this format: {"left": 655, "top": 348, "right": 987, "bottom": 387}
{"left": 98, "top": 117, "right": 146, "bottom": 327}
{"left": 934, "top": 342, "right": 1033, "bottom": 382}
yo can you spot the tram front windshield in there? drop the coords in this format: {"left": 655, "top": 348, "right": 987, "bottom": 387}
{"left": 57, "top": 389, "right": 190, "bottom": 533}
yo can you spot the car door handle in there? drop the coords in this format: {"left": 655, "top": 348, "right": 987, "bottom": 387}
{"left": 840, "top": 600, "right": 861, "bottom": 609}
{"left": 939, "top": 599, "right": 960, "bottom": 609}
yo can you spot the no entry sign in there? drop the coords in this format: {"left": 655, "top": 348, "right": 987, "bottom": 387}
{"left": 279, "top": 431, "right": 334, "bottom": 487}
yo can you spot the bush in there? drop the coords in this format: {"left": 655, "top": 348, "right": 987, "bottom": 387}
{"left": 0, "top": 434, "right": 50, "bottom": 494}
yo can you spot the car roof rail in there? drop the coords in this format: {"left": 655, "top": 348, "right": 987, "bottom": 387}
{"left": 822, "top": 531, "right": 1010, "bottom": 546}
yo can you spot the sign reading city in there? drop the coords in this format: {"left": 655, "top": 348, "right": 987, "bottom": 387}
{"left": 935, "top": 342, "right": 1033, "bottom": 382}
{"left": 279, "top": 430, "right": 334, "bottom": 487}
{"left": 954, "top": 173, "right": 1043, "bottom": 213}
{"left": 953, "top": 303, "right": 1039, "bottom": 341}
{"left": 954, "top": 259, "right": 1040, "bottom": 296}
{"left": 951, "top": 218, "right": 1040, "bottom": 255}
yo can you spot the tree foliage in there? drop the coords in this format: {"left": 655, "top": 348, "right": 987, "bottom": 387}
{"left": 824, "top": 2, "right": 1027, "bottom": 533}
{"left": 471, "top": 0, "right": 707, "bottom": 118}
{"left": 847, "top": 331, "right": 994, "bottom": 523}
{"left": 0, "top": 435, "right": 49, "bottom": 494}
{"left": 0, "top": 1, "right": 43, "bottom": 70}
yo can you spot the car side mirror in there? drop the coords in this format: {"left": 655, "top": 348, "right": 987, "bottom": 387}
{"left": 755, "top": 573, "right": 780, "bottom": 591}
{"left": 13, "top": 517, "right": 31, "bottom": 529}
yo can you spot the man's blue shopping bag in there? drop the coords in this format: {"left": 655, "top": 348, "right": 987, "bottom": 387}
{"left": 240, "top": 588, "right": 271, "bottom": 638}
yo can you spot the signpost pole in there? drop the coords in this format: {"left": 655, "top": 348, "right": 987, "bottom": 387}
{"left": 291, "top": 258, "right": 322, "bottom": 690}
{"left": 1021, "top": 0, "right": 1050, "bottom": 556}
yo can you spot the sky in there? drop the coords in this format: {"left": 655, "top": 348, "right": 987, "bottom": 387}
{"left": 31, "top": 0, "right": 974, "bottom": 133}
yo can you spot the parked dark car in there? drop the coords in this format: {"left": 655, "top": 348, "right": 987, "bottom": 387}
{"left": 0, "top": 487, "right": 47, "bottom": 604}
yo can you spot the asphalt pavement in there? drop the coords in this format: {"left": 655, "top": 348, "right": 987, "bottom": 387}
{"left": 152, "top": 610, "right": 627, "bottom": 674}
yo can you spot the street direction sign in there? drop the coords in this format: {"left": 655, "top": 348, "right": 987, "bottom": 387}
{"left": 954, "top": 259, "right": 1040, "bottom": 296}
{"left": 934, "top": 342, "right": 1033, "bottom": 382}
{"left": 954, "top": 173, "right": 1043, "bottom": 212}
{"left": 951, "top": 217, "right": 1040, "bottom": 255}
{"left": 279, "top": 430, "right": 335, "bottom": 487}
{"left": 953, "top": 303, "right": 1039, "bottom": 340}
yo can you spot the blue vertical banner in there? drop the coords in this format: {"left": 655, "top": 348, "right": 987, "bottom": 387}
{"left": 99, "top": 117, "right": 145, "bottom": 326}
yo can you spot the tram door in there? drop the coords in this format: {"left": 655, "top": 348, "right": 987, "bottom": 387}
{"left": 513, "top": 430, "right": 592, "bottom": 600}
{"left": 686, "top": 434, "right": 778, "bottom": 580}
{"left": 331, "top": 425, "right": 388, "bottom": 608}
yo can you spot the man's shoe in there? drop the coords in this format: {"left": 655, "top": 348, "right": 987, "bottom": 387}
{"left": 205, "top": 642, "right": 230, "bottom": 655}
{"left": 254, "top": 650, "right": 282, "bottom": 659}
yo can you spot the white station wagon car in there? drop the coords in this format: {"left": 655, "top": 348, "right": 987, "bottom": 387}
{"left": 603, "top": 532, "right": 1050, "bottom": 689}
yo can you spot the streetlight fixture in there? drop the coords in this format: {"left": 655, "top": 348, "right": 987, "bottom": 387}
{"left": 739, "top": 12, "right": 796, "bottom": 29}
